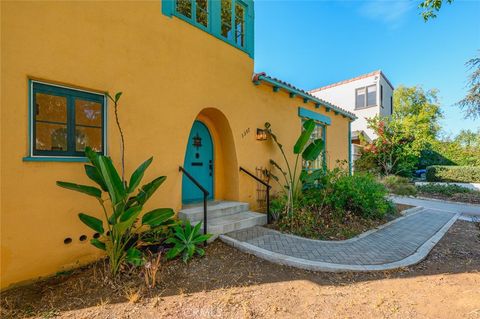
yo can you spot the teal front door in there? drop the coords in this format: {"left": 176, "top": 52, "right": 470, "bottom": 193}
{"left": 182, "top": 121, "right": 214, "bottom": 203}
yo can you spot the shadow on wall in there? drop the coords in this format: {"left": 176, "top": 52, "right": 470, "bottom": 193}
{"left": 194, "top": 107, "right": 240, "bottom": 202}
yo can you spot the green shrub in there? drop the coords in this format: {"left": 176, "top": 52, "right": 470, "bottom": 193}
{"left": 416, "top": 183, "right": 476, "bottom": 196}
{"left": 323, "top": 172, "right": 394, "bottom": 219}
{"left": 381, "top": 175, "right": 417, "bottom": 196}
{"left": 426, "top": 165, "right": 480, "bottom": 183}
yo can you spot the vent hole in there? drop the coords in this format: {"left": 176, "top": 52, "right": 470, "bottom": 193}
{"left": 79, "top": 235, "right": 87, "bottom": 242}
{"left": 64, "top": 238, "right": 72, "bottom": 244}
{"left": 93, "top": 232, "right": 100, "bottom": 239}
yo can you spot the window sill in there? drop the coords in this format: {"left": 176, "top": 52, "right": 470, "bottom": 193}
{"left": 23, "top": 156, "right": 89, "bottom": 163}
{"left": 354, "top": 105, "right": 378, "bottom": 111}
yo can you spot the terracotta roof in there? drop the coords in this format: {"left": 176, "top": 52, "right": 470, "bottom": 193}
{"left": 309, "top": 70, "right": 394, "bottom": 93}
{"left": 252, "top": 72, "right": 357, "bottom": 120}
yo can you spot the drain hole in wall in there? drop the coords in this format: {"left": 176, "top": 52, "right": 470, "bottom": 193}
{"left": 64, "top": 238, "right": 72, "bottom": 244}
{"left": 79, "top": 235, "right": 87, "bottom": 241}
{"left": 106, "top": 231, "right": 111, "bottom": 236}
{"left": 93, "top": 232, "right": 100, "bottom": 239}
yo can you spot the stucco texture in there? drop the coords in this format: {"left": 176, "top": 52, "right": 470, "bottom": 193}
{"left": 0, "top": 1, "right": 351, "bottom": 289}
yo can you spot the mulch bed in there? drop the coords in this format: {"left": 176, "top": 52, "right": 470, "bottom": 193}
{"left": 417, "top": 192, "right": 480, "bottom": 205}
{"left": 269, "top": 204, "right": 411, "bottom": 241}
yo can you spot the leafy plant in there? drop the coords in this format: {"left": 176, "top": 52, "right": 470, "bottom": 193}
{"left": 381, "top": 175, "right": 417, "bottom": 196}
{"left": 165, "top": 220, "right": 211, "bottom": 263}
{"left": 264, "top": 119, "right": 324, "bottom": 215}
{"left": 57, "top": 92, "right": 175, "bottom": 276}
{"left": 426, "top": 165, "right": 480, "bottom": 183}
{"left": 57, "top": 147, "right": 175, "bottom": 275}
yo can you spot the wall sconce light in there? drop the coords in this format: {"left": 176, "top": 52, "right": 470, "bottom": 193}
{"left": 256, "top": 128, "right": 268, "bottom": 141}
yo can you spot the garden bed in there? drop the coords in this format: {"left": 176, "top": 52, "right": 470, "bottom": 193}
{"left": 1, "top": 220, "right": 479, "bottom": 319}
{"left": 416, "top": 183, "right": 480, "bottom": 205}
{"left": 268, "top": 203, "right": 411, "bottom": 241}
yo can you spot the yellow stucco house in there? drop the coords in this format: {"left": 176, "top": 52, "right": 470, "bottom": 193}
{"left": 0, "top": 0, "right": 355, "bottom": 289}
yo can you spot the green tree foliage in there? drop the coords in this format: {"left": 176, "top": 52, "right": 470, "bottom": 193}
{"left": 421, "top": 129, "right": 480, "bottom": 167}
{"left": 457, "top": 53, "right": 480, "bottom": 119}
{"left": 419, "top": 0, "right": 454, "bottom": 21}
{"left": 356, "top": 86, "right": 443, "bottom": 176}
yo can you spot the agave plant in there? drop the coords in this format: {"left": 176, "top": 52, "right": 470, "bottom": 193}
{"left": 265, "top": 119, "right": 324, "bottom": 215}
{"left": 57, "top": 147, "right": 174, "bottom": 276}
{"left": 165, "top": 220, "right": 211, "bottom": 263}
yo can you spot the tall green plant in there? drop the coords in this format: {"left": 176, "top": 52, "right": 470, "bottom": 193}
{"left": 57, "top": 147, "right": 174, "bottom": 276}
{"left": 264, "top": 119, "right": 324, "bottom": 215}
{"left": 57, "top": 92, "right": 174, "bottom": 276}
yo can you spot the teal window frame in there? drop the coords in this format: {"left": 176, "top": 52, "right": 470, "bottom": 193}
{"left": 161, "top": 0, "right": 254, "bottom": 58}
{"left": 24, "top": 80, "right": 107, "bottom": 162}
{"left": 298, "top": 107, "right": 329, "bottom": 172}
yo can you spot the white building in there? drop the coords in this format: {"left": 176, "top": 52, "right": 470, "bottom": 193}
{"left": 310, "top": 70, "right": 394, "bottom": 140}
{"left": 309, "top": 70, "right": 394, "bottom": 163}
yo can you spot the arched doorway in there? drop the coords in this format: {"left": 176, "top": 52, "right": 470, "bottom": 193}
{"left": 182, "top": 120, "right": 214, "bottom": 203}
{"left": 181, "top": 108, "right": 239, "bottom": 204}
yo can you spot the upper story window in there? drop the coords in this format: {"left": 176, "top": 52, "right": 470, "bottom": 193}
{"left": 380, "top": 84, "right": 383, "bottom": 108}
{"left": 355, "top": 84, "right": 377, "bottom": 109}
{"left": 162, "top": 0, "right": 254, "bottom": 57}
{"left": 29, "top": 81, "right": 106, "bottom": 159}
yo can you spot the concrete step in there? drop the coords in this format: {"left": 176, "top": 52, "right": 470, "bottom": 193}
{"left": 205, "top": 211, "right": 267, "bottom": 242}
{"left": 179, "top": 201, "right": 250, "bottom": 222}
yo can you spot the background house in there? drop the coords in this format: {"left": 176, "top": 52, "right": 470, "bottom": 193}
{"left": 309, "top": 70, "right": 394, "bottom": 163}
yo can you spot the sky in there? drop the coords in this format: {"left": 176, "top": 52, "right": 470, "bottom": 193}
{"left": 253, "top": 0, "right": 480, "bottom": 137}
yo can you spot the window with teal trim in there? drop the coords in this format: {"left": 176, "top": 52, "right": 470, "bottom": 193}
{"left": 301, "top": 120, "right": 327, "bottom": 172}
{"left": 162, "top": 0, "right": 254, "bottom": 57}
{"left": 30, "top": 81, "right": 106, "bottom": 158}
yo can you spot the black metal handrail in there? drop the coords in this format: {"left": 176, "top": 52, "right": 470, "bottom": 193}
{"left": 239, "top": 166, "right": 272, "bottom": 223}
{"left": 179, "top": 166, "right": 209, "bottom": 242}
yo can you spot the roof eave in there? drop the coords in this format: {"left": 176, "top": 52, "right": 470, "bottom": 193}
{"left": 254, "top": 74, "right": 357, "bottom": 120}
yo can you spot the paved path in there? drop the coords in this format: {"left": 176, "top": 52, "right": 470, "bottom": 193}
{"left": 220, "top": 208, "right": 459, "bottom": 271}
{"left": 391, "top": 195, "right": 480, "bottom": 220}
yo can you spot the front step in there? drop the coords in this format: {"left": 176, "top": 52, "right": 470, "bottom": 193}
{"left": 178, "top": 201, "right": 267, "bottom": 241}
{"left": 179, "top": 201, "right": 250, "bottom": 222}
{"left": 206, "top": 211, "right": 267, "bottom": 241}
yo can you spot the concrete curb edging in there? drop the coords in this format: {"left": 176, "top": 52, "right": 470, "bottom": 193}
{"left": 219, "top": 212, "right": 460, "bottom": 272}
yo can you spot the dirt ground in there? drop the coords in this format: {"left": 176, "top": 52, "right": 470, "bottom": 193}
{"left": 1, "top": 220, "right": 479, "bottom": 319}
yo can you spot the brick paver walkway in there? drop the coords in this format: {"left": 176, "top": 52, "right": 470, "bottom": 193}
{"left": 222, "top": 209, "right": 456, "bottom": 265}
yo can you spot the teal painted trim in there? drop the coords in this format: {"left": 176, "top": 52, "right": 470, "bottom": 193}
{"left": 27, "top": 80, "right": 107, "bottom": 159}
{"left": 28, "top": 79, "right": 33, "bottom": 158}
{"left": 348, "top": 122, "right": 352, "bottom": 175}
{"left": 255, "top": 75, "right": 356, "bottom": 120}
{"left": 161, "top": 0, "right": 174, "bottom": 17}
{"left": 23, "top": 156, "right": 89, "bottom": 163}
{"left": 298, "top": 107, "right": 331, "bottom": 125}
{"left": 322, "top": 125, "right": 327, "bottom": 170}
{"left": 162, "top": 0, "right": 254, "bottom": 58}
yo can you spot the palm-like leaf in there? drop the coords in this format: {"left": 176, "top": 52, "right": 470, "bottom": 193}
{"left": 56, "top": 181, "right": 102, "bottom": 198}
{"left": 128, "top": 157, "right": 153, "bottom": 193}
{"left": 294, "top": 119, "right": 316, "bottom": 154}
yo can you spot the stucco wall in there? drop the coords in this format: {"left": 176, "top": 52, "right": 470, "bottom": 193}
{"left": 1, "top": 1, "right": 351, "bottom": 289}
{"left": 311, "top": 73, "right": 393, "bottom": 140}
